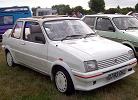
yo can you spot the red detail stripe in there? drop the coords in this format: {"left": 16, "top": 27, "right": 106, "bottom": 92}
{"left": 129, "top": 60, "right": 137, "bottom": 65}
{"left": 74, "top": 73, "right": 103, "bottom": 79}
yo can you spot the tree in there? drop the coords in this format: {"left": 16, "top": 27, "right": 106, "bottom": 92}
{"left": 104, "top": 5, "right": 121, "bottom": 14}
{"left": 84, "top": 9, "right": 94, "bottom": 15}
{"left": 104, "top": 8, "right": 119, "bottom": 14}
{"left": 135, "top": 3, "right": 138, "bottom": 12}
{"left": 52, "top": 4, "right": 71, "bottom": 15}
{"left": 73, "top": 6, "right": 84, "bottom": 14}
{"left": 120, "top": 7, "right": 134, "bottom": 14}
{"left": 117, "top": 5, "right": 120, "bottom": 10}
{"left": 104, "top": 7, "right": 134, "bottom": 14}
{"left": 88, "top": 0, "right": 105, "bottom": 13}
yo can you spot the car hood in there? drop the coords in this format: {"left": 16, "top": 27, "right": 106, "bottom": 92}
{"left": 52, "top": 36, "right": 130, "bottom": 61}
{"left": 121, "top": 30, "right": 138, "bottom": 37}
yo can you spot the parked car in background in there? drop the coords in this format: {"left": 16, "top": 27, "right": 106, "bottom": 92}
{"left": 2, "top": 16, "right": 137, "bottom": 95}
{"left": 132, "top": 13, "right": 138, "bottom": 19}
{"left": 0, "top": 6, "right": 32, "bottom": 41}
{"left": 82, "top": 14, "right": 138, "bottom": 57}
{"left": 127, "top": 11, "right": 138, "bottom": 19}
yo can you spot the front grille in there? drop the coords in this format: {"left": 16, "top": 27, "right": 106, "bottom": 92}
{"left": 98, "top": 54, "right": 129, "bottom": 69}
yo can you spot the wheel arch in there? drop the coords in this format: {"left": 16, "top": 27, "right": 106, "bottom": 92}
{"left": 5, "top": 48, "right": 10, "bottom": 54}
{"left": 122, "top": 41, "right": 136, "bottom": 56}
{"left": 50, "top": 61, "right": 76, "bottom": 87}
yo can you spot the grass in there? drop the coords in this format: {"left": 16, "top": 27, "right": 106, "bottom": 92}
{"left": 0, "top": 43, "right": 138, "bottom": 100}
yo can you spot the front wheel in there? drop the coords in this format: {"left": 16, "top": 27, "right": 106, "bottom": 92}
{"left": 54, "top": 67, "right": 75, "bottom": 95}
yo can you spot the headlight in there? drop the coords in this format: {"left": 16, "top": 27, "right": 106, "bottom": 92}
{"left": 84, "top": 60, "right": 98, "bottom": 72}
{"left": 128, "top": 50, "right": 135, "bottom": 60}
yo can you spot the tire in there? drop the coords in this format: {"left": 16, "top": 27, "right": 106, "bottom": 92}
{"left": 6, "top": 52, "right": 15, "bottom": 67}
{"left": 53, "top": 67, "right": 75, "bottom": 95}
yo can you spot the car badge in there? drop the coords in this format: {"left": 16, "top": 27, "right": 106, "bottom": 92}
{"left": 114, "top": 58, "right": 118, "bottom": 63}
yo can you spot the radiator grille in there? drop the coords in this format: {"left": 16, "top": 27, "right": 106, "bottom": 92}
{"left": 98, "top": 54, "right": 129, "bottom": 69}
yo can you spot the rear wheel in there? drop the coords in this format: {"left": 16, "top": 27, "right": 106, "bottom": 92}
{"left": 6, "top": 52, "right": 14, "bottom": 67}
{"left": 53, "top": 67, "right": 75, "bottom": 95}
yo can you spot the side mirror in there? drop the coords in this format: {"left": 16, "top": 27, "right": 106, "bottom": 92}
{"left": 35, "top": 36, "right": 45, "bottom": 44}
{"left": 108, "top": 27, "right": 115, "bottom": 32}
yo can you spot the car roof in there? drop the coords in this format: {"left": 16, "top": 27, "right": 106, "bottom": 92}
{"left": 18, "top": 15, "right": 79, "bottom": 22}
{"left": 84, "top": 14, "right": 134, "bottom": 18}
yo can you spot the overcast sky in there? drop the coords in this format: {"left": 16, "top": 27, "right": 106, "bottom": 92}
{"left": 0, "top": 0, "right": 138, "bottom": 9}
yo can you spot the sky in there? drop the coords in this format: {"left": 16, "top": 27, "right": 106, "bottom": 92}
{"left": 0, "top": 0, "right": 138, "bottom": 9}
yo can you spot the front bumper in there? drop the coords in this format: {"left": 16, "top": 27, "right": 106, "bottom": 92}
{"left": 72, "top": 58, "right": 137, "bottom": 91}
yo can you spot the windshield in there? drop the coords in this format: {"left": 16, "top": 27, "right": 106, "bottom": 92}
{"left": 43, "top": 20, "right": 94, "bottom": 41}
{"left": 113, "top": 17, "right": 138, "bottom": 30}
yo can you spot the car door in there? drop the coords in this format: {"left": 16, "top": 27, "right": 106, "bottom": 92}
{"left": 8, "top": 21, "right": 24, "bottom": 62}
{"left": 95, "top": 17, "right": 117, "bottom": 41}
{"left": 19, "top": 21, "right": 49, "bottom": 73}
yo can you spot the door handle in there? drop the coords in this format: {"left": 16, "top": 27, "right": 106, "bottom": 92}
{"left": 21, "top": 43, "right": 25, "bottom": 45}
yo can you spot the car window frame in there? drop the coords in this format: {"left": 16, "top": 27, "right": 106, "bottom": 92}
{"left": 11, "top": 21, "right": 24, "bottom": 39}
{"left": 83, "top": 16, "right": 96, "bottom": 29}
{"left": 23, "top": 20, "right": 46, "bottom": 44}
{"left": 95, "top": 17, "right": 115, "bottom": 32}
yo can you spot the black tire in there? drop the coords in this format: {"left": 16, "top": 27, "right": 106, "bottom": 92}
{"left": 53, "top": 67, "right": 75, "bottom": 95}
{"left": 6, "top": 51, "right": 15, "bottom": 67}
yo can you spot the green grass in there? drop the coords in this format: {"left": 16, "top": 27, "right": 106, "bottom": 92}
{"left": 0, "top": 44, "right": 138, "bottom": 100}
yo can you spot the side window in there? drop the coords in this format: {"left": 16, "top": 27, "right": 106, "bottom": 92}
{"left": 96, "top": 18, "right": 114, "bottom": 31}
{"left": 23, "top": 21, "right": 45, "bottom": 44}
{"left": 4, "top": 16, "right": 13, "bottom": 25}
{"left": 0, "top": 16, "right": 13, "bottom": 25}
{"left": 83, "top": 17, "right": 96, "bottom": 29}
{"left": 11, "top": 21, "right": 23, "bottom": 39}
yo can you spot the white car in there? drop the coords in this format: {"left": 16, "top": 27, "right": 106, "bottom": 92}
{"left": 2, "top": 16, "right": 137, "bottom": 95}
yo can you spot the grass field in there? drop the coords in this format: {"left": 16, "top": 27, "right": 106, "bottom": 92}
{"left": 0, "top": 44, "right": 138, "bottom": 100}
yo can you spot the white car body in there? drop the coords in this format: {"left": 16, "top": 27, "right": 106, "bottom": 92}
{"left": 2, "top": 17, "right": 137, "bottom": 93}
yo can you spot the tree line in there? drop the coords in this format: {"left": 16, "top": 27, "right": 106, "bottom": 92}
{"left": 32, "top": 0, "right": 138, "bottom": 16}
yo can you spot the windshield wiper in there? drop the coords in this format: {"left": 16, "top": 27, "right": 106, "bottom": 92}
{"left": 84, "top": 33, "right": 95, "bottom": 38}
{"left": 61, "top": 34, "right": 83, "bottom": 41}
{"left": 125, "top": 27, "right": 138, "bottom": 30}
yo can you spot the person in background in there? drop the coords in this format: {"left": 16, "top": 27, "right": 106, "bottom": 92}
{"left": 76, "top": 11, "right": 83, "bottom": 18}
{"left": 72, "top": 11, "right": 77, "bottom": 17}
